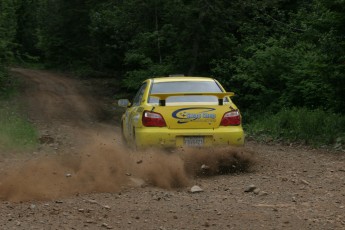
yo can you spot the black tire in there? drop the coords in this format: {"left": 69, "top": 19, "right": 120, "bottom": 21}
{"left": 120, "top": 122, "right": 127, "bottom": 146}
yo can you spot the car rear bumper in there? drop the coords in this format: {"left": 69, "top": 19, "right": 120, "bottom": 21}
{"left": 134, "top": 126, "right": 245, "bottom": 148}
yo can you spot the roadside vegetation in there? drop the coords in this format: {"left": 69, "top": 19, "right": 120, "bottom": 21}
{"left": 0, "top": 68, "right": 38, "bottom": 152}
{"left": 244, "top": 108, "right": 345, "bottom": 149}
{"left": 0, "top": 0, "right": 344, "bottom": 150}
{"left": 0, "top": 97, "right": 38, "bottom": 153}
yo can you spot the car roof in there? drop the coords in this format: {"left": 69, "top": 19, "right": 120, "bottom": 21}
{"left": 150, "top": 76, "right": 215, "bottom": 83}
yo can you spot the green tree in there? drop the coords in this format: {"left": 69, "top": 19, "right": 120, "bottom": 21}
{"left": 36, "top": 0, "right": 95, "bottom": 69}
{"left": 15, "top": 0, "right": 41, "bottom": 61}
{"left": 2, "top": 0, "right": 344, "bottom": 113}
{"left": 212, "top": 0, "right": 345, "bottom": 113}
{"left": 0, "top": 0, "right": 18, "bottom": 63}
{"left": 0, "top": 0, "right": 18, "bottom": 95}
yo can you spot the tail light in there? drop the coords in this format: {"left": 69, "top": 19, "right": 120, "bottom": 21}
{"left": 220, "top": 110, "right": 241, "bottom": 126}
{"left": 142, "top": 111, "right": 166, "bottom": 127}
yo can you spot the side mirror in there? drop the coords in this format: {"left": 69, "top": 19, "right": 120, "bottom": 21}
{"left": 118, "top": 99, "right": 131, "bottom": 107}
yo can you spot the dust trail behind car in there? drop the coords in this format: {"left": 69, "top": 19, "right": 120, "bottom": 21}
{"left": 0, "top": 69, "right": 255, "bottom": 202}
{"left": 0, "top": 140, "right": 254, "bottom": 202}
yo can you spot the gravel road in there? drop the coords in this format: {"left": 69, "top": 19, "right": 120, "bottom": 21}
{"left": 0, "top": 69, "right": 344, "bottom": 230}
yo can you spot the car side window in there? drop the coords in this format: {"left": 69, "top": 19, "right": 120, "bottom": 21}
{"left": 132, "top": 83, "right": 147, "bottom": 106}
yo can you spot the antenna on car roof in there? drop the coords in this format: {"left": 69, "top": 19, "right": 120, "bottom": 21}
{"left": 168, "top": 74, "right": 185, "bottom": 77}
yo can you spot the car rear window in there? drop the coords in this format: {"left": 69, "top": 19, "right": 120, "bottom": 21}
{"left": 151, "top": 81, "right": 222, "bottom": 93}
{"left": 148, "top": 81, "right": 226, "bottom": 104}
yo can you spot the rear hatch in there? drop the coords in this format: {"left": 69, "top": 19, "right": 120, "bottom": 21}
{"left": 154, "top": 105, "right": 229, "bottom": 129}
{"left": 149, "top": 92, "right": 234, "bottom": 129}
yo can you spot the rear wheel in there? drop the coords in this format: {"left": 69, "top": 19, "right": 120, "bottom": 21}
{"left": 131, "top": 127, "right": 138, "bottom": 150}
{"left": 120, "top": 121, "right": 127, "bottom": 146}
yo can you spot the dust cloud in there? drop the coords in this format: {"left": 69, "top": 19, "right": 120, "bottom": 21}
{"left": 0, "top": 132, "right": 255, "bottom": 202}
{"left": 0, "top": 136, "right": 130, "bottom": 201}
{"left": 0, "top": 68, "right": 255, "bottom": 202}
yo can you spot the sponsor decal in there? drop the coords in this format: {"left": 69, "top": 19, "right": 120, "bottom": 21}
{"left": 172, "top": 107, "right": 216, "bottom": 124}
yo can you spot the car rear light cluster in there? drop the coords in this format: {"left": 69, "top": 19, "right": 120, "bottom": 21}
{"left": 220, "top": 110, "right": 241, "bottom": 126}
{"left": 142, "top": 111, "right": 167, "bottom": 127}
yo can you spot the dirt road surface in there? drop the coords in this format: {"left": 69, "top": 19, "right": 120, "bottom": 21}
{"left": 0, "top": 68, "right": 344, "bottom": 230}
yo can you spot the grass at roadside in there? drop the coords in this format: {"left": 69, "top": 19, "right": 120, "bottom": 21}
{"left": 245, "top": 108, "right": 345, "bottom": 150}
{"left": 0, "top": 100, "right": 38, "bottom": 153}
{"left": 0, "top": 65, "right": 38, "bottom": 153}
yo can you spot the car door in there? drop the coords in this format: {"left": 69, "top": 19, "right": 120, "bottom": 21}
{"left": 123, "top": 82, "right": 147, "bottom": 142}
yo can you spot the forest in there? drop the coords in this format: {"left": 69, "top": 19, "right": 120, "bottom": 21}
{"left": 0, "top": 0, "right": 344, "bottom": 146}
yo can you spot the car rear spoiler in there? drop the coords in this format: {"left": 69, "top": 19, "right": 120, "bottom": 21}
{"left": 150, "top": 92, "right": 235, "bottom": 106}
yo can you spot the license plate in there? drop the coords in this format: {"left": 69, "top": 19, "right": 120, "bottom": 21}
{"left": 184, "top": 136, "right": 204, "bottom": 147}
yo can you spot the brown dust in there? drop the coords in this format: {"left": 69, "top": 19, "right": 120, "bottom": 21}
{"left": 0, "top": 68, "right": 255, "bottom": 202}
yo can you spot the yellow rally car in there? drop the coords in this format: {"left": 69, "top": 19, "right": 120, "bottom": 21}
{"left": 118, "top": 76, "right": 244, "bottom": 148}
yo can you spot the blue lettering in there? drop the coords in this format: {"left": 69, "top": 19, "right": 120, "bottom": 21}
{"left": 186, "top": 113, "right": 201, "bottom": 119}
{"left": 202, "top": 113, "right": 216, "bottom": 119}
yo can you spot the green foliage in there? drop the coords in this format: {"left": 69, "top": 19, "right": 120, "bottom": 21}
{"left": 218, "top": 38, "right": 335, "bottom": 112}
{"left": 89, "top": 3, "right": 128, "bottom": 71}
{"left": 0, "top": 66, "right": 16, "bottom": 98}
{"left": 8, "top": 0, "right": 345, "bottom": 102}
{"left": 246, "top": 108, "right": 345, "bottom": 148}
{"left": 14, "top": 0, "right": 41, "bottom": 60}
{"left": 0, "top": 67, "right": 8, "bottom": 95}
{"left": 0, "top": 0, "right": 344, "bottom": 116}
{"left": 0, "top": 0, "right": 18, "bottom": 65}
{"left": 123, "top": 55, "right": 174, "bottom": 90}
{"left": 212, "top": 0, "right": 345, "bottom": 114}
{"left": 0, "top": 0, "right": 344, "bottom": 148}
{"left": 0, "top": 100, "right": 38, "bottom": 152}
{"left": 89, "top": 0, "right": 241, "bottom": 83}
{"left": 35, "top": 0, "right": 96, "bottom": 71}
